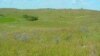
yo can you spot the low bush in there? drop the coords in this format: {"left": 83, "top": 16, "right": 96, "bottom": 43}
{"left": 23, "top": 15, "right": 38, "bottom": 21}
{"left": 0, "top": 14, "right": 4, "bottom": 17}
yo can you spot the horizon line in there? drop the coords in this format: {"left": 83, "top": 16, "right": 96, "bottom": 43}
{"left": 0, "top": 8, "right": 100, "bottom": 11}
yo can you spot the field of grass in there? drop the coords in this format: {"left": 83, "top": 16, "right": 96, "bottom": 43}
{"left": 0, "top": 8, "right": 100, "bottom": 56}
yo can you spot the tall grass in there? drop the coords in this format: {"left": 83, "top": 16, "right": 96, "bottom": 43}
{"left": 0, "top": 9, "right": 100, "bottom": 56}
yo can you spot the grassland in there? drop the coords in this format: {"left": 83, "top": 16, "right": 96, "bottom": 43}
{"left": 0, "top": 8, "right": 100, "bottom": 56}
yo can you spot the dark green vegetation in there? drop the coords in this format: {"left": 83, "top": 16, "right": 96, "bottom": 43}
{"left": 0, "top": 8, "right": 100, "bottom": 56}
{"left": 23, "top": 14, "right": 38, "bottom": 21}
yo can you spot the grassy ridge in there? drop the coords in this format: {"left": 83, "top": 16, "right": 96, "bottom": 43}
{"left": 0, "top": 9, "right": 100, "bottom": 56}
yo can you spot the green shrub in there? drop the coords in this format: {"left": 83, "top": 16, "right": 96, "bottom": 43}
{"left": 23, "top": 15, "right": 38, "bottom": 21}
{"left": 0, "top": 14, "right": 4, "bottom": 17}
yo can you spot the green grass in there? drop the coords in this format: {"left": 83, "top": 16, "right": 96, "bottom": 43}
{"left": 0, "top": 17, "right": 16, "bottom": 23}
{"left": 0, "top": 9, "right": 100, "bottom": 56}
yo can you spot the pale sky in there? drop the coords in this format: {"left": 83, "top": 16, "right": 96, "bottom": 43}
{"left": 0, "top": 0, "right": 100, "bottom": 10}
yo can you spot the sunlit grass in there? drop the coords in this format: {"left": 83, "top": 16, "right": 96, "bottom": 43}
{"left": 0, "top": 9, "right": 100, "bottom": 56}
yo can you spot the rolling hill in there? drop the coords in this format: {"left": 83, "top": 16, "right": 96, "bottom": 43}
{"left": 0, "top": 8, "right": 100, "bottom": 56}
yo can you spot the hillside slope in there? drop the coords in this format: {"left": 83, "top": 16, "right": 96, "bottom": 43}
{"left": 0, "top": 9, "right": 100, "bottom": 27}
{"left": 0, "top": 9, "right": 100, "bottom": 56}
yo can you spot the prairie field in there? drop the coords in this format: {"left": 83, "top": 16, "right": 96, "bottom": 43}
{"left": 0, "top": 9, "right": 100, "bottom": 56}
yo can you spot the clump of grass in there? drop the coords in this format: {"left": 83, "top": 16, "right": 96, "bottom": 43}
{"left": 53, "top": 36, "right": 61, "bottom": 44}
{"left": 13, "top": 32, "right": 31, "bottom": 42}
